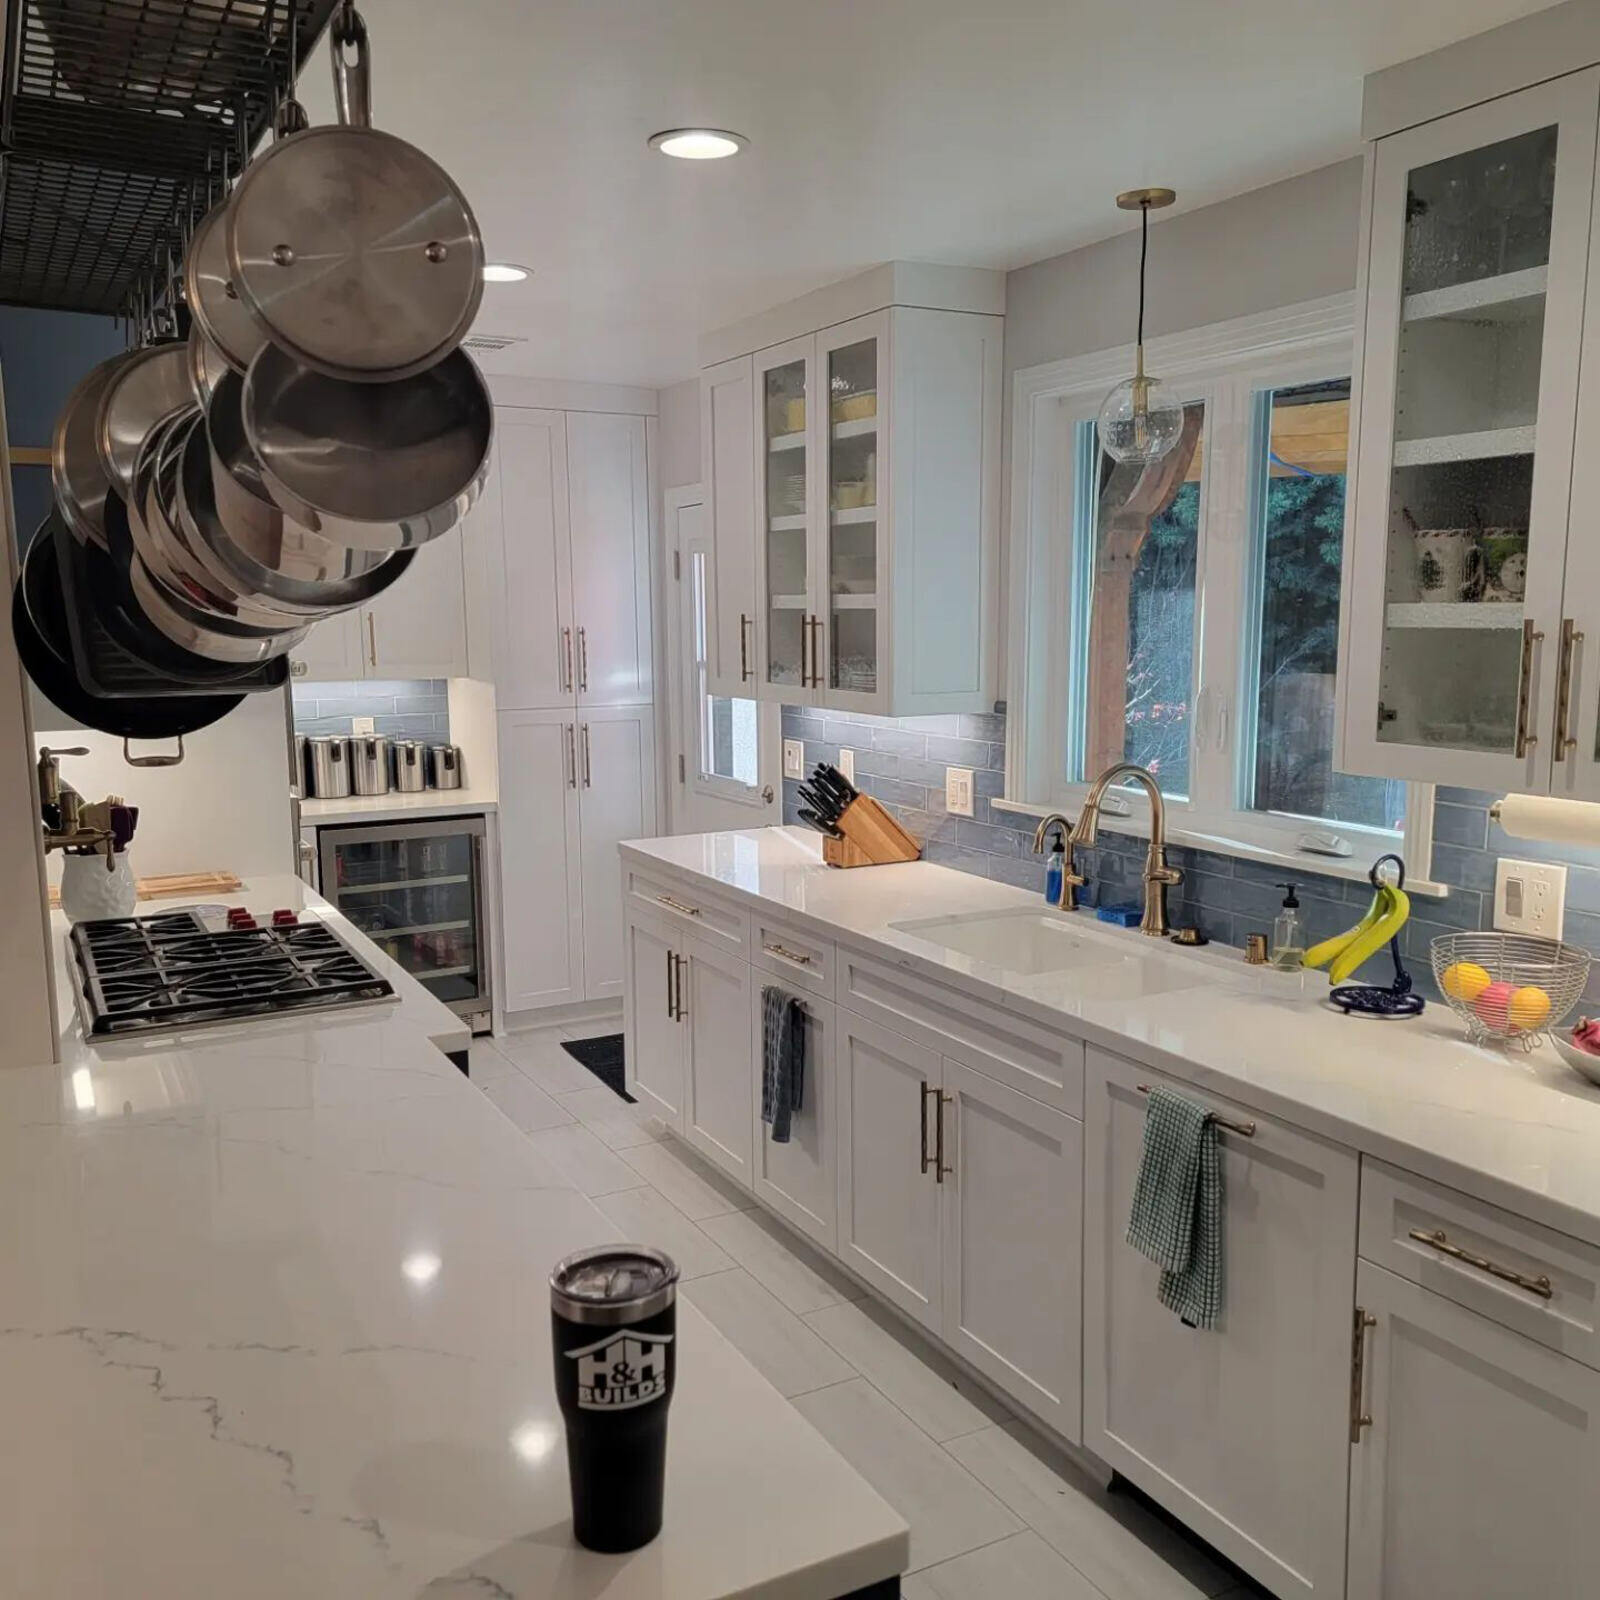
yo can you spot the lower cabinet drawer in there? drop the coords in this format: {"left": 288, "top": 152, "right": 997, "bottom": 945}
{"left": 753, "top": 915, "right": 834, "bottom": 999}
{"left": 1359, "top": 1158, "right": 1600, "bottom": 1368}
{"left": 625, "top": 867, "right": 748, "bottom": 954}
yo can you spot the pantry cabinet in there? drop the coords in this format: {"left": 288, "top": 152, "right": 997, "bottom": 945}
{"left": 701, "top": 355, "right": 758, "bottom": 698}
{"left": 1338, "top": 67, "right": 1600, "bottom": 795}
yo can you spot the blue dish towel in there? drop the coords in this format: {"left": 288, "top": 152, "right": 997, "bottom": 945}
{"left": 760, "top": 987, "right": 805, "bottom": 1143}
{"left": 1125, "top": 1085, "right": 1223, "bottom": 1330}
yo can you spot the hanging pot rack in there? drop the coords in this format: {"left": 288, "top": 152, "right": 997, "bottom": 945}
{"left": 0, "top": 0, "right": 343, "bottom": 319}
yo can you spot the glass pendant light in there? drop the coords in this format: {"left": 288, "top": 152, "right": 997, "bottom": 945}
{"left": 1097, "top": 187, "right": 1184, "bottom": 465}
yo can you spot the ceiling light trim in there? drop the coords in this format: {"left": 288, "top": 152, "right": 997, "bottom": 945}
{"left": 648, "top": 127, "right": 748, "bottom": 160}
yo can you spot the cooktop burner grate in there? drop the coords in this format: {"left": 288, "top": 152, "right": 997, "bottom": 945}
{"left": 71, "top": 909, "right": 395, "bottom": 1036}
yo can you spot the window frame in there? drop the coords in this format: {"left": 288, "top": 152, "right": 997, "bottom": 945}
{"left": 1004, "top": 292, "right": 1443, "bottom": 892}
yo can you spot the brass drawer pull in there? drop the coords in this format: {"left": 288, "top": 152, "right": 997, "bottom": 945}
{"left": 762, "top": 941, "right": 813, "bottom": 966}
{"left": 1135, "top": 1083, "right": 1256, "bottom": 1138}
{"left": 654, "top": 894, "right": 701, "bottom": 918}
{"left": 665, "top": 947, "right": 675, "bottom": 1019}
{"left": 1407, "top": 1227, "right": 1553, "bottom": 1299}
{"left": 1515, "top": 619, "right": 1545, "bottom": 759}
{"left": 1350, "top": 1307, "right": 1377, "bottom": 1442}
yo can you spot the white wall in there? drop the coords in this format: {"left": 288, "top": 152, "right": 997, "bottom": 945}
{"left": 657, "top": 378, "right": 701, "bottom": 490}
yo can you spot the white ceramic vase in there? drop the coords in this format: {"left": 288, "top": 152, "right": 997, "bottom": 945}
{"left": 59, "top": 851, "right": 136, "bottom": 924}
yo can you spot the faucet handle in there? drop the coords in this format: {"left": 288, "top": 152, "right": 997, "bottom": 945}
{"left": 1148, "top": 859, "right": 1183, "bottom": 887}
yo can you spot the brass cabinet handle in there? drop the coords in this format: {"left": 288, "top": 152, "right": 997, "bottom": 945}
{"left": 1135, "top": 1083, "right": 1256, "bottom": 1138}
{"left": 580, "top": 723, "right": 592, "bottom": 788}
{"left": 665, "top": 947, "right": 675, "bottom": 1019}
{"left": 577, "top": 626, "right": 589, "bottom": 692}
{"left": 561, "top": 627, "right": 574, "bottom": 693}
{"left": 919, "top": 1082, "right": 933, "bottom": 1175}
{"left": 1407, "top": 1227, "right": 1554, "bottom": 1299}
{"left": 1349, "top": 1307, "right": 1377, "bottom": 1442}
{"left": 1557, "top": 617, "right": 1584, "bottom": 756}
{"left": 762, "top": 941, "right": 813, "bottom": 966}
{"left": 366, "top": 613, "right": 378, "bottom": 668}
{"left": 805, "top": 614, "right": 823, "bottom": 689}
{"left": 672, "top": 952, "right": 688, "bottom": 1020}
{"left": 740, "top": 613, "right": 754, "bottom": 682}
{"left": 654, "top": 894, "right": 701, "bottom": 918}
{"left": 564, "top": 723, "right": 577, "bottom": 789}
{"left": 1515, "top": 619, "right": 1545, "bottom": 758}
{"left": 935, "top": 1090, "right": 953, "bottom": 1183}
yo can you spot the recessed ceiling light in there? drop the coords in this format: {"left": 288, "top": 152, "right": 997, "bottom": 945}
{"left": 649, "top": 128, "right": 747, "bottom": 161}
{"left": 482, "top": 263, "right": 531, "bottom": 283}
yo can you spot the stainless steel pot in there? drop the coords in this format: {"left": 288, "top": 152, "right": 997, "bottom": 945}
{"left": 392, "top": 738, "right": 427, "bottom": 792}
{"left": 350, "top": 733, "right": 391, "bottom": 795}
{"left": 306, "top": 735, "right": 352, "bottom": 798}
{"left": 427, "top": 743, "right": 462, "bottom": 789}
{"left": 126, "top": 549, "right": 307, "bottom": 666}
{"left": 53, "top": 350, "right": 136, "bottom": 549}
{"left": 185, "top": 201, "right": 268, "bottom": 376}
{"left": 96, "top": 343, "right": 194, "bottom": 498}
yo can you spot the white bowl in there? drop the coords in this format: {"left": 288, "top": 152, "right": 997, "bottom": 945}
{"left": 1552, "top": 1030, "right": 1600, "bottom": 1087}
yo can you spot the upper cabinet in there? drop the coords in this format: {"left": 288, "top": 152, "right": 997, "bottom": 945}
{"left": 701, "top": 263, "right": 1003, "bottom": 717}
{"left": 1339, "top": 68, "right": 1600, "bottom": 794}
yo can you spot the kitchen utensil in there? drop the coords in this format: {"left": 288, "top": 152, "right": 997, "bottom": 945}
{"left": 186, "top": 325, "right": 232, "bottom": 407}
{"left": 306, "top": 736, "right": 353, "bottom": 798}
{"left": 350, "top": 734, "right": 392, "bottom": 795}
{"left": 126, "top": 548, "right": 306, "bottom": 666}
{"left": 427, "top": 743, "right": 462, "bottom": 788}
{"left": 1431, "top": 930, "right": 1590, "bottom": 1049}
{"left": 819, "top": 792, "right": 921, "bottom": 868}
{"left": 53, "top": 350, "right": 135, "bottom": 549}
{"left": 95, "top": 342, "right": 194, "bottom": 498}
{"left": 185, "top": 200, "right": 270, "bottom": 375}
{"left": 392, "top": 738, "right": 427, "bottom": 791}
{"left": 240, "top": 343, "right": 493, "bottom": 550}
{"left": 225, "top": 4, "right": 483, "bottom": 383}
{"left": 796, "top": 806, "right": 844, "bottom": 839}
{"left": 1552, "top": 1027, "right": 1600, "bottom": 1087}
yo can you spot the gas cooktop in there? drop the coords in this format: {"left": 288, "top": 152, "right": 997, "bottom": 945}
{"left": 71, "top": 909, "right": 396, "bottom": 1037}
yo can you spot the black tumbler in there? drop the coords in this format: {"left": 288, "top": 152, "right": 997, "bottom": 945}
{"left": 550, "top": 1244, "right": 680, "bottom": 1553}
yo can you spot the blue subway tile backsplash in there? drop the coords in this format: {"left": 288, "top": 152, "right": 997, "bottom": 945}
{"left": 291, "top": 679, "right": 451, "bottom": 742}
{"left": 781, "top": 703, "right": 1600, "bottom": 1004}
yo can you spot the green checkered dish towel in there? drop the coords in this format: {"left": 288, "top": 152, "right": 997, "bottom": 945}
{"left": 1126, "top": 1085, "right": 1223, "bottom": 1330}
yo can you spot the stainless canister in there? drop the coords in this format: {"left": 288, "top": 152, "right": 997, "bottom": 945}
{"left": 350, "top": 734, "right": 392, "bottom": 795}
{"left": 392, "top": 739, "right": 428, "bottom": 792}
{"left": 427, "top": 743, "right": 463, "bottom": 789}
{"left": 306, "top": 735, "right": 352, "bottom": 798}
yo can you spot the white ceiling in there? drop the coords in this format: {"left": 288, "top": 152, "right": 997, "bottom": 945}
{"left": 303, "top": 0, "right": 1560, "bottom": 388}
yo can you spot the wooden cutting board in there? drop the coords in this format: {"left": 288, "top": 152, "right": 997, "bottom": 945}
{"left": 48, "top": 870, "right": 242, "bottom": 909}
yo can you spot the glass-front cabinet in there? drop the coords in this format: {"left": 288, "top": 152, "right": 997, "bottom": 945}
{"left": 1340, "top": 69, "right": 1600, "bottom": 794}
{"left": 757, "top": 337, "right": 815, "bottom": 695}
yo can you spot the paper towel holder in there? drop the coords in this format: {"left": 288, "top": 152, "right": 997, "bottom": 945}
{"left": 1490, "top": 793, "right": 1600, "bottom": 847}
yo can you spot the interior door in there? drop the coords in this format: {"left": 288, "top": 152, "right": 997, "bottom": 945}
{"left": 576, "top": 705, "right": 657, "bottom": 1002}
{"left": 681, "top": 928, "right": 754, "bottom": 1188}
{"left": 495, "top": 708, "right": 584, "bottom": 1012}
{"left": 701, "top": 355, "right": 758, "bottom": 698}
{"left": 1347, "top": 1260, "right": 1600, "bottom": 1600}
{"left": 364, "top": 529, "right": 468, "bottom": 679}
{"left": 624, "top": 905, "right": 684, "bottom": 1127}
{"left": 491, "top": 408, "right": 574, "bottom": 710}
{"left": 940, "top": 1060, "right": 1082, "bottom": 1441}
{"left": 835, "top": 1009, "right": 943, "bottom": 1333}
{"left": 751, "top": 990, "right": 837, "bottom": 1251}
{"left": 568, "top": 410, "right": 652, "bottom": 707}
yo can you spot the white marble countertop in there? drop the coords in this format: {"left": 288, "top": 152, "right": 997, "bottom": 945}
{"left": 623, "top": 827, "right": 1600, "bottom": 1248}
{"left": 0, "top": 873, "right": 907, "bottom": 1597}
{"left": 301, "top": 788, "right": 498, "bottom": 826}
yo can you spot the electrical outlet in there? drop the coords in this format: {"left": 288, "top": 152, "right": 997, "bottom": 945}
{"left": 1495, "top": 858, "right": 1567, "bottom": 937}
{"left": 946, "top": 766, "right": 975, "bottom": 817}
{"left": 837, "top": 747, "right": 855, "bottom": 786}
{"left": 783, "top": 739, "right": 805, "bottom": 779}
{"left": 351, "top": 715, "right": 375, "bottom": 736}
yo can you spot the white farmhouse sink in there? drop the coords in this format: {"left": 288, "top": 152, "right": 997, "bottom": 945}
{"left": 888, "top": 908, "right": 1126, "bottom": 976}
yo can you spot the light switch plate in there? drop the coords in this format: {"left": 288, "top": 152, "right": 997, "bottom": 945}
{"left": 783, "top": 738, "right": 805, "bottom": 779}
{"left": 946, "top": 766, "right": 975, "bottom": 817}
{"left": 837, "top": 747, "right": 856, "bottom": 786}
{"left": 1494, "top": 857, "right": 1567, "bottom": 937}
{"left": 351, "top": 715, "right": 376, "bottom": 736}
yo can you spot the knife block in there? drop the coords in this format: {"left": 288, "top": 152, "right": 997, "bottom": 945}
{"left": 821, "top": 794, "right": 922, "bottom": 868}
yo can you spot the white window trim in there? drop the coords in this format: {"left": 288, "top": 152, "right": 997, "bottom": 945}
{"left": 1004, "top": 291, "right": 1446, "bottom": 896}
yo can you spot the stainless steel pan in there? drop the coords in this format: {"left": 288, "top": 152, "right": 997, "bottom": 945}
{"left": 127, "top": 550, "right": 306, "bottom": 666}
{"left": 184, "top": 202, "right": 268, "bottom": 375}
{"left": 224, "top": 5, "right": 483, "bottom": 383}
{"left": 53, "top": 350, "right": 137, "bottom": 549}
{"left": 240, "top": 342, "right": 493, "bottom": 550}
{"left": 95, "top": 342, "right": 194, "bottom": 497}
{"left": 187, "top": 323, "right": 233, "bottom": 407}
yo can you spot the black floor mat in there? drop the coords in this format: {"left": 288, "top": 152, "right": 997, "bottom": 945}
{"left": 560, "top": 1033, "right": 634, "bottom": 1102}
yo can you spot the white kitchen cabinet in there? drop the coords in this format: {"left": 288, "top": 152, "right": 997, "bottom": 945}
{"left": 701, "top": 355, "right": 758, "bottom": 698}
{"left": 751, "top": 988, "right": 837, "bottom": 1252}
{"left": 1082, "top": 1047, "right": 1358, "bottom": 1599}
{"left": 625, "top": 903, "right": 686, "bottom": 1126}
{"left": 681, "top": 930, "right": 755, "bottom": 1188}
{"left": 1338, "top": 68, "right": 1600, "bottom": 793}
{"left": 1347, "top": 1259, "right": 1600, "bottom": 1599}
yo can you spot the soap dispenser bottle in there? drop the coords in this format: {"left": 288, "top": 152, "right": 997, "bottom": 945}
{"left": 1271, "top": 882, "right": 1305, "bottom": 970}
{"left": 1045, "top": 829, "right": 1067, "bottom": 907}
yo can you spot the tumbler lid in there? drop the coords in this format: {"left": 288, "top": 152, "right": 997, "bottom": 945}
{"left": 551, "top": 1244, "right": 680, "bottom": 1325}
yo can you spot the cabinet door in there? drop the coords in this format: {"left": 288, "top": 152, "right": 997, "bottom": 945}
{"left": 576, "top": 706, "right": 657, "bottom": 1002}
{"left": 835, "top": 1009, "right": 942, "bottom": 1333}
{"left": 1083, "top": 1048, "right": 1358, "bottom": 1599}
{"left": 363, "top": 530, "right": 468, "bottom": 679}
{"left": 702, "top": 355, "right": 759, "bottom": 698}
{"left": 624, "top": 906, "right": 684, "bottom": 1128}
{"left": 751, "top": 990, "right": 837, "bottom": 1251}
{"left": 680, "top": 929, "right": 754, "bottom": 1189}
{"left": 819, "top": 313, "right": 890, "bottom": 714}
{"left": 1348, "top": 1260, "right": 1600, "bottom": 1600}
{"left": 1341, "top": 71, "right": 1600, "bottom": 792}
{"left": 492, "top": 408, "right": 574, "bottom": 710}
{"left": 568, "top": 411, "right": 652, "bottom": 707}
{"left": 495, "top": 709, "right": 584, "bottom": 1012}
{"left": 940, "top": 1061, "right": 1082, "bottom": 1441}
{"left": 289, "top": 610, "right": 364, "bottom": 681}
{"left": 754, "top": 336, "right": 819, "bottom": 704}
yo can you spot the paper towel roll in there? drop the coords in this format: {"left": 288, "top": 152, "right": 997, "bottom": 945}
{"left": 1492, "top": 793, "right": 1600, "bottom": 846}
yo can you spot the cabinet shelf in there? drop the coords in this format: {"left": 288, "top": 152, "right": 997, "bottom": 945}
{"left": 1403, "top": 266, "right": 1549, "bottom": 325}
{"left": 770, "top": 594, "right": 808, "bottom": 610}
{"left": 769, "top": 514, "right": 808, "bottom": 532}
{"left": 829, "top": 506, "right": 878, "bottom": 524}
{"left": 832, "top": 417, "right": 878, "bottom": 441}
{"left": 830, "top": 593, "right": 878, "bottom": 610}
{"left": 1386, "top": 602, "right": 1525, "bottom": 631}
{"left": 768, "top": 431, "right": 807, "bottom": 453}
{"left": 332, "top": 873, "right": 471, "bottom": 895}
{"left": 1392, "top": 425, "right": 1537, "bottom": 467}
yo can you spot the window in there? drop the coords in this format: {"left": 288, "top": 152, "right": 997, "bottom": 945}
{"left": 685, "top": 542, "right": 761, "bottom": 796}
{"left": 1011, "top": 297, "right": 1435, "bottom": 880}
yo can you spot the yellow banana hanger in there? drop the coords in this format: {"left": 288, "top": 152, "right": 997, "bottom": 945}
{"left": 1317, "top": 854, "right": 1427, "bottom": 1021}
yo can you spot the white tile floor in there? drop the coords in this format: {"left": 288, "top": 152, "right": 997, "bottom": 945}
{"left": 469, "top": 1023, "right": 1271, "bottom": 1599}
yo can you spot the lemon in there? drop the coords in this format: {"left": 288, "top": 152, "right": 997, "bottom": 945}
{"left": 1508, "top": 985, "right": 1552, "bottom": 1032}
{"left": 1442, "top": 961, "right": 1492, "bottom": 1003}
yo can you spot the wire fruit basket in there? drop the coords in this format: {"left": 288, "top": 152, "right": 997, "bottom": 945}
{"left": 1430, "top": 932, "right": 1592, "bottom": 1050}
